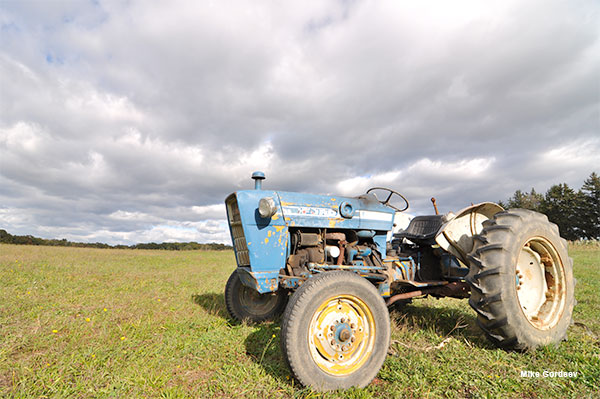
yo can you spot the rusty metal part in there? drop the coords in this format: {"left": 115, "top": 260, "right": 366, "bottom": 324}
{"left": 306, "top": 246, "right": 324, "bottom": 263}
{"left": 297, "top": 232, "right": 322, "bottom": 246}
{"left": 339, "top": 329, "right": 351, "bottom": 342}
{"left": 325, "top": 232, "right": 346, "bottom": 241}
{"left": 386, "top": 289, "right": 428, "bottom": 306}
{"left": 386, "top": 281, "right": 471, "bottom": 306}
{"left": 337, "top": 240, "right": 347, "bottom": 265}
{"left": 431, "top": 281, "right": 470, "bottom": 298}
{"left": 431, "top": 197, "right": 439, "bottom": 215}
{"left": 325, "top": 232, "right": 349, "bottom": 266}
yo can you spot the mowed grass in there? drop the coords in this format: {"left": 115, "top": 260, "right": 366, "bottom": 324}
{"left": 1, "top": 243, "right": 598, "bottom": 398}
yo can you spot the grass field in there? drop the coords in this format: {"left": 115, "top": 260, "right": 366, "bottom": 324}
{"left": 1, "top": 243, "right": 598, "bottom": 398}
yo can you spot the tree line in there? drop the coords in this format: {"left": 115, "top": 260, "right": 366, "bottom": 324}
{"left": 498, "top": 172, "right": 599, "bottom": 241}
{"left": 1, "top": 172, "right": 597, "bottom": 248}
{"left": 0, "top": 229, "right": 232, "bottom": 251}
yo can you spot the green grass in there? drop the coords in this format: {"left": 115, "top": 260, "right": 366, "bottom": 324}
{"left": 1, "top": 243, "right": 598, "bottom": 398}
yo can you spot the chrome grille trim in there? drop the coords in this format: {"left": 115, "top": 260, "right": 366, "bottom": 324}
{"left": 226, "top": 196, "right": 250, "bottom": 266}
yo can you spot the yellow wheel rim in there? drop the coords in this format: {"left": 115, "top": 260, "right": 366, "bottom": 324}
{"left": 308, "top": 294, "right": 375, "bottom": 376}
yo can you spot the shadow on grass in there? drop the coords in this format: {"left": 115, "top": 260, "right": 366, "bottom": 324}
{"left": 243, "top": 302, "right": 493, "bottom": 389}
{"left": 390, "top": 301, "right": 494, "bottom": 348}
{"left": 243, "top": 322, "right": 296, "bottom": 387}
{"left": 190, "top": 293, "right": 229, "bottom": 319}
{"left": 190, "top": 292, "right": 297, "bottom": 386}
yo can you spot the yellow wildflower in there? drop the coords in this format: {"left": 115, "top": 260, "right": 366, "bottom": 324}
{"left": 85, "top": 318, "right": 90, "bottom": 322}
{"left": 52, "top": 329, "right": 58, "bottom": 333}
{"left": 120, "top": 336, "right": 126, "bottom": 341}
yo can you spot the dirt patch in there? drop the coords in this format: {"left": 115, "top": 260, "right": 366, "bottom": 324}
{"left": 0, "top": 372, "right": 13, "bottom": 389}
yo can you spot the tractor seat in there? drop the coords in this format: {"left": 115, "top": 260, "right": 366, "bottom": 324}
{"left": 395, "top": 215, "right": 444, "bottom": 242}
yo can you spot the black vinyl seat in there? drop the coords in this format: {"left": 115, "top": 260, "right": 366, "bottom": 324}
{"left": 395, "top": 215, "right": 444, "bottom": 242}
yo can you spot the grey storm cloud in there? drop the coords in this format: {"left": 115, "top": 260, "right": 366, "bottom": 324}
{"left": 1, "top": 0, "right": 599, "bottom": 245}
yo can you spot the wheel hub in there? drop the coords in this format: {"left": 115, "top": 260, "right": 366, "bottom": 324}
{"left": 515, "top": 237, "right": 567, "bottom": 330}
{"left": 308, "top": 295, "right": 375, "bottom": 375}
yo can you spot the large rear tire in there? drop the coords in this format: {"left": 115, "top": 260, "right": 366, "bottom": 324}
{"left": 466, "top": 209, "right": 575, "bottom": 350}
{"left": 281, "top": 271, "right": 390, "bottom": 391}
{"left": 224, "top": 269, "right": 288, "bottom": 322}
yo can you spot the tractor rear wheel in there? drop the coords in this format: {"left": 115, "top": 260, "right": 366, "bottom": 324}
{"left": 280, "top": 271, "right": 390, "bottom": 391}
{"left": 466, "top": 209, "right": 575, "bottom": 350}
{"left": 224, "top": 269, "right": 288, "bottom": 323}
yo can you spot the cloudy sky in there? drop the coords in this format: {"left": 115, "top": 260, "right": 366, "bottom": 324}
{"left": 1, "top": 0, "right": 598, "bottom": 245}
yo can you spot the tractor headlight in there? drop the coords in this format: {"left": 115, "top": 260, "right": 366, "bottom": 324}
{"left": 258, "top": 197, "right": 277, "bottom": 218}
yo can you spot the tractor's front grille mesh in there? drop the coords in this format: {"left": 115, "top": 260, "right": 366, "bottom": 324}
{"left": 226, "top": 196, "right": 250, "bottom": 266}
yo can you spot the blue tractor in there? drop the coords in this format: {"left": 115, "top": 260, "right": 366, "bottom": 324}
{"left": 224, "top": 172, "right": 575, "bottom": 391}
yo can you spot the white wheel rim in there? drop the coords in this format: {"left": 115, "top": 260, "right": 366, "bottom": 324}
{"left": 515, "top": 237, "right": 567, "bottom": 330}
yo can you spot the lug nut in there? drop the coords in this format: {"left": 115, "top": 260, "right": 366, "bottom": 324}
{"left": 339, "top": 329, "right": 351, "bottom": 342}
{"left": 330, "top": 339, "right": 335, "bottom": 345}
{"left": 351, "top": 336, "right": 356, "bottom": 343}
{"left": 340, "top": 317, "right": 345, "bottom": 323}
{"left": 350, "top": 323, "right": 356, "bottom": 329}
{"left": 330, "top": 325, "right": 335, "bottom": 331}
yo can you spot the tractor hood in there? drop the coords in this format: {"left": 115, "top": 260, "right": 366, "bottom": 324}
{"left": 225, "top": 188, "right": 395, "bottom": 293}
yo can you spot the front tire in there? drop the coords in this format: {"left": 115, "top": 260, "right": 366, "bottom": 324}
{"left": 466, "top": 209, "right": 575, "bottom": 350}
{"left": 281, "top": 271, "right": 390, "bottom": 391}
{"left": 224, "top": 269, "right": 288, "bottom": 322}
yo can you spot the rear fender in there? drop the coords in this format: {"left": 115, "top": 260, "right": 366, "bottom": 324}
{"left": 435, "top": 202, "right": 504, "bottom": 265}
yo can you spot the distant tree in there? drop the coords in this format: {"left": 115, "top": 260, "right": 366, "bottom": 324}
{"left": 506, "top": 188, "right": 543, "bottom": 211}
{"left": 0, "top": 229, "right": 232, "bottom": 251}
{"left": 540, "top": 183, "right": 579, "bottom": 240}
{"left": 578, "top": 172, "right": 600, "bottom": 239}
{"left": 0, "top": 229, "right": 11, "bottom": 243}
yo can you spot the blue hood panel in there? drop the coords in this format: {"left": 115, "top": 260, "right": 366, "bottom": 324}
{"left": 226, "top": 190, "right": 395, "bottom": 292}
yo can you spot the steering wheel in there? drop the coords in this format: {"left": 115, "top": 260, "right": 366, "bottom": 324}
{"left": 366, "top": 187, "right": 410, "bottom": 212}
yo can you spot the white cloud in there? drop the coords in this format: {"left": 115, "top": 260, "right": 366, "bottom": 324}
{"left": 407, "top": 157, "right": 495, "bottom": 178}
{"left": 0, "top": 0, "right": 598, "bottom": 244}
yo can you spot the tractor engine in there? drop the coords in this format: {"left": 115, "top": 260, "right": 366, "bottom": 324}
{"left": 287, "top": 229, "right": 383, "bottom": 277}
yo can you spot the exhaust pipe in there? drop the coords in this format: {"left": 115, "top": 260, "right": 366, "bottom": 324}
{"left": 252, "top": 171, "right": 265, "bottom": 190}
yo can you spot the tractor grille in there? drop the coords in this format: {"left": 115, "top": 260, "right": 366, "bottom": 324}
{"left": 226, "top": 196, "right": 250, "bottom": 266}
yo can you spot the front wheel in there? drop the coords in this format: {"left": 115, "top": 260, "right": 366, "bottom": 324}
{"left": 466, "top": 209, "right": 575, "bottom": 350}
{"left": 224, "top": 269, "right": 288, "bottom": 322}
{"left": 281, "top": 271, "right": 390, "bottom": 391}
